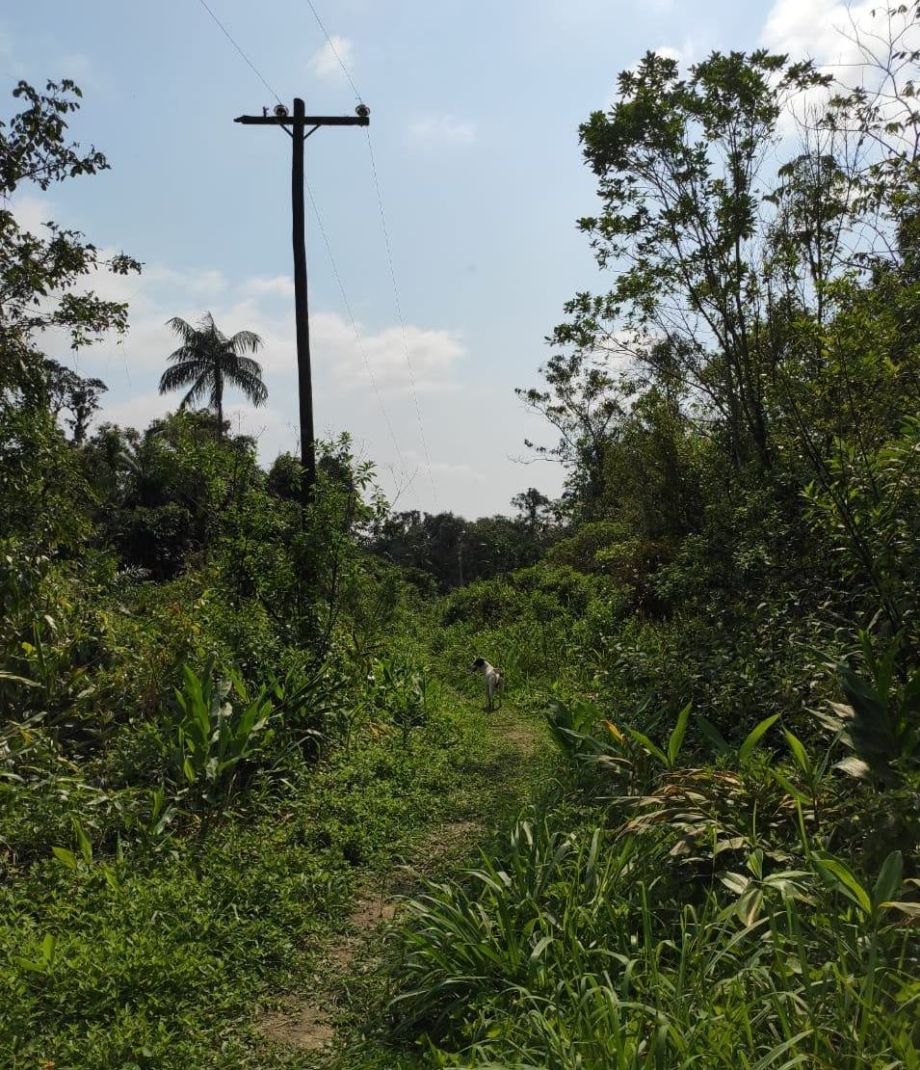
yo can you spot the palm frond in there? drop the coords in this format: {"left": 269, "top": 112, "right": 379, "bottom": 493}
{"left": 166, "top": 316, "right": 198, "bottom": 346}
{"left": 165, "top": 343, "right": 199, "bottom": 365}
{"left": 229, "top": 329, "right": 263, "bottom": 355}
{"left": 181, "top": 372, "right": 212, "bottom": 410}
{"left": 159, "top": 361, "right": 204, "bottom": 395}
{"left": 222, "top": 354, "right": 265, "bottom": 381}
{"left": 232, "top": 369, "right": 268, "bottom": 407}
{"left": 160, "top": 313, "right": 268, "bottom": 413}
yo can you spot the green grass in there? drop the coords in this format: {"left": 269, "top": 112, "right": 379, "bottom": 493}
{"left": 378, "top": 710, "right": 920, "bottom": 1070}
{"left": 316, "top": 697, "right": 553, "bottom": 1070}
{"left": 0, "top": 680, "right": 552, "bottom": 1070}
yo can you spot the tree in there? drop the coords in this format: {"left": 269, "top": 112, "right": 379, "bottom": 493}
{"left": 159, "top": 313, "right": 267, "bottom": 438}
{"left": 549, "top": 50, "right": 829, "bottom": 471}
{"left": 526, "top": 11, "right": 920, "bottom": 631}
{"left": 511, "top": 487, "right": 551, "bottom": 533}
{"left": 43, "top": 358, "right": 108, "bottom": 443}
{"left": 0, "top": 80, "right": 140, "bottom": 376}
{"left": 0, "top": 79, "right": 140, "bottom": 547}
{"left": 516, "top": 349, "right": 624, "bottom": 515}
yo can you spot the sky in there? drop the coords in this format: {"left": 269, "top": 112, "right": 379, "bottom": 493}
{"left": 1, "top": 0, "right": 877, "bottom": 517}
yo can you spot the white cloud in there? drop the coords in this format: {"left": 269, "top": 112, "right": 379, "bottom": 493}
{"left": 58, "top": 52, "right": 98, "bottom": 89}
{"left": 308, "top": 35, "right": 355, "bottom": 82}
{"left": 653, "top": 45, "right": 684, "bottom": 64}
{"left": 407, "top": 453, "right": 487, "bottom": 483}
{"left": 102, "top": 390, "right": 175, "bottom": 429}
{"left": 649, "top": 37, "right": 698, "bottom": 68}
{"left": 762, "top": 0, "right": 858, "bottom": 61}
{"left": 310, "top": 313, "right": 465, "bottom": 394}
{"left": 51, "top": 259, "right": 465, "bottom": 488}
{"left": 11, "top": 193, "right": 58, "bottom": 234}
{"left": 248, "top": 275, "right": 295, "bottom": 298}
{"left": 135, "top": 291, "right": 466, "bottom": 394}
{"left": 762, "top": 0, "right": 920, "bottom": 75}
{"left": 760, "top": 0, "right": 920, "bottom": 138}
{"left": 408, "top": 114, "right": 477, "bottom": 148}
{"left": 145, "top": 266, "right": 227, "bottom": 296}
{"left": 8, "top": 199, "right": 558, "bottom": 517}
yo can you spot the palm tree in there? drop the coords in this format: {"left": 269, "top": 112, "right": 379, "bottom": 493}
{"left": 158, "top": 312, "right": 267, "bottom": 438}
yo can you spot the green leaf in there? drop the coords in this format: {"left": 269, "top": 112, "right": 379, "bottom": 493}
{"left": 813, "top": 855, "right": 872, "bottom": 915}
{"left": 51, "top": 847, "right": 76, "bottom": 869}
{"left": 626, "top": 727, "right": 669, "bottom": 767}
{"left": 667, "top": 703, "right": 692, "bottom": 766}
{"left": 14, "top": 956, "right": 47, "bottom": 974}
{"left": 696, "top": 714, "right": 730, "bottom": 756}
{"left": 41, "top": 934, "right": 57, "bottom": 965}
{"left": 721, "top": 872, "right": 750, "bottom": 896}
{"left": 783, "top": 729, "right": 812, "bottom": 777}
{"left": 772, "top": 770, "right": 810, "bottom": 805}
{"left": 0, "top": 670, "right": 38, "bottom": 688}
{"left": 739, "top": 888, "right": 764, "bottom": 926}
{"left": 739, "top": 714, "right": 781, "bottom": 765}
{"left": 530, "top": 936, "right": 554, "bottom": 960}
{"left": 73, "top": 819, "right": 92, "bottom": 864}
{"left": 873, "top": 850, "right": 903, "bottom": 908}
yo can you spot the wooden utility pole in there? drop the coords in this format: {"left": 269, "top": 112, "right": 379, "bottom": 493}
{"left": 235, "top": 98, "right": 370, "bottom": 501}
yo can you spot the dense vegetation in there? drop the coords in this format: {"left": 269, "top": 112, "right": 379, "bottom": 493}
{"left": 2, "top": 7, "right": 920, "bottom": 1068}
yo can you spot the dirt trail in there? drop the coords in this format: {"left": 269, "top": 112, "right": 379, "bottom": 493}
{"left": 257, "top": 704, "right": 545, "bottom": 1059}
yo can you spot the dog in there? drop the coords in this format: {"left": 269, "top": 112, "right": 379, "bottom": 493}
{"left": 470, "top": 656, "right": 503, "bottom": 711}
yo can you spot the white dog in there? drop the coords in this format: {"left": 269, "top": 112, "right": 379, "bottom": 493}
{"left": 471, "top": 657, "right": 503, "bottom": 711}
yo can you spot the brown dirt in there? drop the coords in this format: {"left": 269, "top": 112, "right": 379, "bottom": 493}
{"left": 418, "top": 818, "right": 482, "bottom": 859}
{"left": 258, "top": 893, "right": 397, "bottom": 1049}
{"left": 260, "top": 1002, "right": 335, "bottom": 1051}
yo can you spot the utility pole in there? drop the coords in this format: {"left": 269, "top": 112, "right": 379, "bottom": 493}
{"left": 235, "top": 98, "right": 370, "bottom": 501}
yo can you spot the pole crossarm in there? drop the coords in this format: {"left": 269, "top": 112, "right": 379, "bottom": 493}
{"left": 234, "top": 114, "right": 369, "bottom": 127}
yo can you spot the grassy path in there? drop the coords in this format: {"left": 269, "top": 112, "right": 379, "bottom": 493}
{"left": 255, "top": 695, "right": 550, "bottom": 1069}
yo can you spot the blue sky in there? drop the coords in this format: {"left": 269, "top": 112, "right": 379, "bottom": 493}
{"left": 3, "top": 0, "right": 852, "bottom": 516}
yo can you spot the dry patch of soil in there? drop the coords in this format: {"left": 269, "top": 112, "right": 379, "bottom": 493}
{"left": 260, "top": 1001, "right": 335, "bottom": 1052}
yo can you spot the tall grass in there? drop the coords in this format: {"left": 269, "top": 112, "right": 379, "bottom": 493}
{"left": 394, "top": 816, "right": 920, "bottom": 1068}
{"left": 390, "top": 683, "right": 920, "bottom": 1069}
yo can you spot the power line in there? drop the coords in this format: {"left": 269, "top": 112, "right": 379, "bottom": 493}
{"left": 304, "top": 179, "right": 409, "bottom": 477}
{"left": 365, "top": 128, "right": 440, "bottom": 509}
{"left": 196, "top": 0, "right": 282, "bottom": 105}
{"left": 302, "top": 0, "right": 363, "bottom": 102}
{"left": 197, "top": 0, "right": 439, "bottom": 507}
{"left": 298, "top": 0, "right": 440, "bottom": 509}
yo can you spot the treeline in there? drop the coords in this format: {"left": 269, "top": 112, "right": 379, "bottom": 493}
{"left": 368, "top": 487, "right": 555, "bottom": 592}
{"left": 493, "top": 39, "right": 920, "bottom": 697}
{"left": 382, "top": 16, "right": 920, "bottom": 1067}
